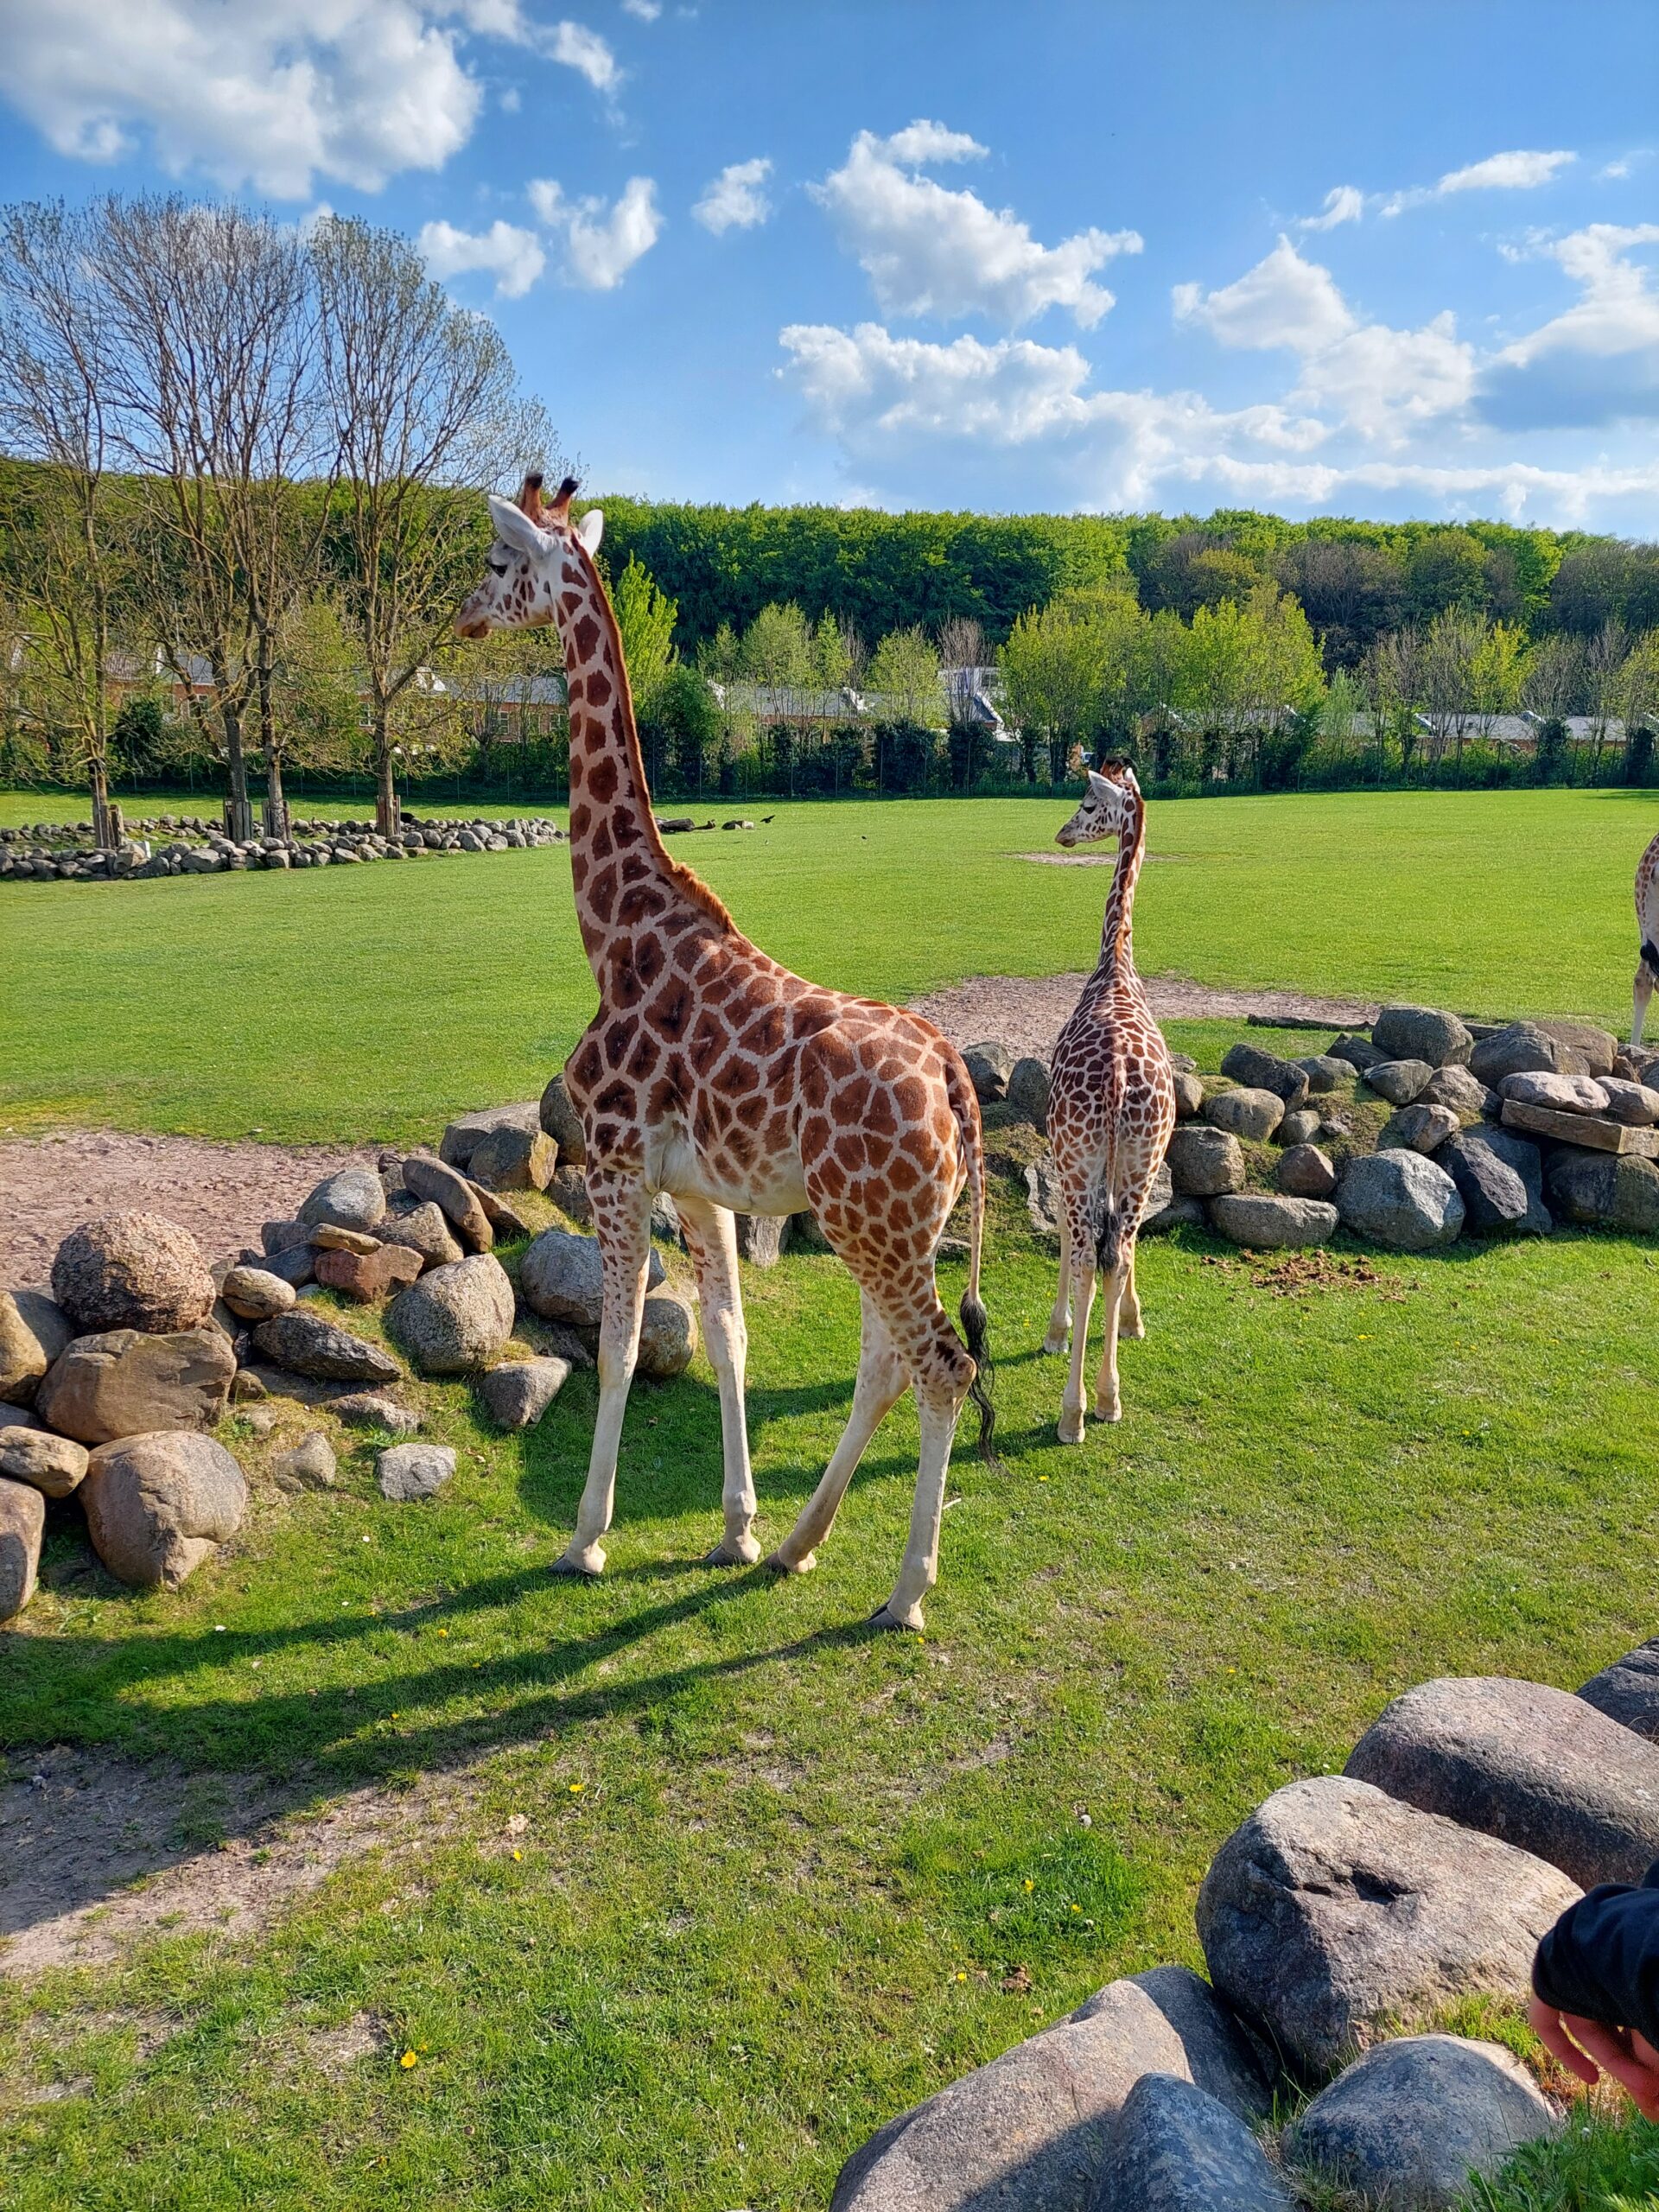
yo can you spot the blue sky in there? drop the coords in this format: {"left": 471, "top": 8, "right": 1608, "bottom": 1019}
{"left": 1, "top": 0, "right": 1656, "bottom": 527}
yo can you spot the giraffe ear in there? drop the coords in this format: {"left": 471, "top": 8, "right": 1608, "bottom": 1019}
{"left": 577, "top": 506, "right": 604, "bottom": 554}
{"left": 1087, "top": 768, "right": 1116, "bottom": 799}
{"left": 488, "top": 494, "right": 552, "bottom": 557}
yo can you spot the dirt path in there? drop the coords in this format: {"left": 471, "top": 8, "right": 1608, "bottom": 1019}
{"left": 909, "top": 972, "right": 1376, "bottom": 1062}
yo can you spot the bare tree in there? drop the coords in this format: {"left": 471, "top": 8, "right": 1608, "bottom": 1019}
{"left": 313, "top": 218, "right": 557, "bottom": 834}
{"left": 1366, "top": 624, "right": 1427, "bottom": 773}
{"left": 1585, "top": 618, "right": 1630, "bottom": 774}
{"left": 938, "top": 615, "right": 985, "bottom": 726}
{"left": 1522, "top": 631, "right": 1587, "bottom": 722}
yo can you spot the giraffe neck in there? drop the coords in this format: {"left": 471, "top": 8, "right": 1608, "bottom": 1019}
{"left": 553, "top": 544, "right": 718, "bottom": 969}
{"left": 1097, "top": 792, "right": 1147, "bottom": 982}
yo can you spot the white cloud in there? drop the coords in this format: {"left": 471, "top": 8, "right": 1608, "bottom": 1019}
{"left": 621, "top": 0, "right": 661, "bottom": 16}
{"left": 1173, "top": 238, "right": 1354, "bottom": 353}
{"left": 1295, "top": 185, "right": 1363, "bottom": 232}
{"left": 1601, "top": 157, "right": 1632, "bottom": 180}
{"left": 1437, "top": 148, "right": 1576, "bottom": 194}
{"left": 813, "top": 120, "right": 1141, "bottom": 329}
{"left": 693, "top": 156, "right": 773, "bottom": 235}
{"left": 531, "top": 175, "right": 662, "bottom": 288}
{"left": 1483, "top": 223, "right": 1659, "bottom": 427}
{"left": 543, "top": 18, "right": 620, "bottom": 93}
{"left": 417, "top": 216, "right": 546, "bottom": 297}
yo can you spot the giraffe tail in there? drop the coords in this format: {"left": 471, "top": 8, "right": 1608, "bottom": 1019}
{"left": 945, "top": 1054, "right": 1001, "bottom": 1472}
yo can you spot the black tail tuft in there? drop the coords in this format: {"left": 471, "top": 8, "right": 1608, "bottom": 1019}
{"left": 1642, "top": 938, "right": 1659, "bottom": 977}
{"left": 1095, "top": 1197, "right": 1124, "bottom": 1278}
{"left": 959, "top": 1293, "right": 1003, "bottom": 1473}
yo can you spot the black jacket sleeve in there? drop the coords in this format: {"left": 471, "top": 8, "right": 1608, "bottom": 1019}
{"left": 1534, "top": 1859, "right": 1659, "bottom": 2045}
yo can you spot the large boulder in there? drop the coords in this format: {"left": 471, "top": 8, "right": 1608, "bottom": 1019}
{"left": 1378, "top": 1102, "right": 1460, "bottom": 1154}
{"left": 1470, "top": 1021, "right": 1585, "bottom": 1087}
{"left": 1534, "top": 1019, "right": 1618, "bottom": 1077}
{"left": 378, "top": 1197, "right": 465, "bottom": 1270}
{"left": 296, "top": 1166, "right": 385, "bottom": 1235}
{"left": 80, "top": 1431, "right": 247, "bottom": 1589}
{"left": 1205, "top": 1089, "right": 1284, "bottom": 1142}
{"left": 377, "top": 1443, "right": 456, "bottom": 1501}
{"left": 1336, "top": 1152, "right": 1464, "bottom": 1250}
{"left": 0, "top": 1289, "right": 74, "bottom": 1405}
{"left": 638, "top": 1293, "right": 698, "bottom": 1379}
{"left": 1172, "top": 1071, "right": 1205, "bottom": 1121}
{"left": 538, "top": 1071, "right": 587, "bottom": 1166}
{"left": 1328, "top": 1034, "right": 1384, "bottom": 1075}
{"left": 36, "top": 1325, "right": 236, "bottom": 1446}
{"left": 1580, "top": 1640, "right": 1659, "bottom": 1742}
{"left": 1006, "top": 1057, "right": 1052, "bottom": 1129}
{"left": 1166, "top": 1127, "right": 1245, "bottom": 1198}
{"left": 1436, "top": 1130, "right": 1550, "bottom": 1237}
{"left": 1276, "top": 1144, "right": 1337, "bottom": 1200}
{"left": 829, "top": 1966, "right": 1269, "bottom": 2212}
{"left": 439, "top": 1101, "right": 542, "bottom": 1170}
{"left": 1196, "top": 1775, "right": 1580, "bottom": 2080}
{"left": 1285, "top": 2035, "right": 1555, "bottom": 2209}
{"left": 401, "top": 1154, "right": 494, "bottom": 1252}
{"left": 1599, "top": 1076, "right": 1659, "bottom": 1127}
{"left": 1419, "top": 1063, "right": 1494, "bottom": 1123}
{"left": 0, "top": 1477, "right": 45, "bottom": 1621}
{"left": 1219, "top": 1043, "right": 1308, "bottom": 1110}
{"left": 519, "top": 1230, "right": 664, "bottom": 1327}
{"left": 467, "top": 1123, "right": 557, "bottom": 1192}
{"left": 1345, "top": 1675, "right": 1659, "bottom": 1890}
{"left": 1096, "top": 2074, "right": 1293, "bottom": 2212}
{"left": 50, "top": 1211, "right": 214, "bottom": 1334}
{"left": 479, "top": 1357, "right": 570, "bottom": 1430}
{"left": 1545, "top": 1147, "right": 1659, "bottom": 1234}
{"left": 961, "top": 1040, "right": 1014, "bottom": 1105}
{"left": 250, "top": 1311, "right": 401, "bottom": 1382}
{"left": 1371, "top": 1005, "right": 1474, "bottom": 1069}
{"left": 387, "top": 1254, "right": 516, "bottom": 1375}
{"left": 1294, "top": 1054, "right": 1352, "bottom": 1095}
{"left": 0, "top": 1426, "right": 89, "bottom": 1498}
{"left": 1500, "top": 1069, "right": 1610, "bottom": 1115}
{"left": 735, "top": 1213, "right": 792, "bottom": 1267}
{"left": 1363, "top": 1058, "right": 1434, "bottom": 1108}
{"left": 1209, "top": 1194, "right": 1338, "bottom": 1249}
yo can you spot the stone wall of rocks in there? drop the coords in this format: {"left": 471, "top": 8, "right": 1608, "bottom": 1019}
{"left": 965, "top": 1007, "right": 1659, "bottom": 1255}
{"left": 831, "top": 1645, "right": 1659, "bottom": 2210}
{"left": 0, "top": 811, "right": 567, "bottom": 883}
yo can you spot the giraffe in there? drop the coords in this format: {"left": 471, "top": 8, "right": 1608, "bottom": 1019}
{"left": 1040, "top": 764, "right": 1175, "bottom": 1444}
{"left": 455, "top": 474, "right": 997, "bottom": 1629}
{"left": 1634, "top": 828, "right": 1659, "bottom": 1046}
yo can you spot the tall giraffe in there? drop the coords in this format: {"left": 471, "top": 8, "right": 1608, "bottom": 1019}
{"left": 1634, "top": 828, "right": 1659, "bottom": 1046}
{"left": 456, "top": 475, "right": 996, "bottom": 1629}
{"left": 1040, "top": 765, "right": 1175, "bottom": 1442}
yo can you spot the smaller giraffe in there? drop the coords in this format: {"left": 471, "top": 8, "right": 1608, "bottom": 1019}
{"left": 1041, "top": 765, "right": 1175, "bottom": 1443}
{"left": 1634, "top": 829, "right": 1659, "bottom": 1046}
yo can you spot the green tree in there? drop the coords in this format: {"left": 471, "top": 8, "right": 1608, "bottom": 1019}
{"left": 612, "top": 555, "right": 677, "bottom": 717}
{"left": 868, "top": 626, "right": 944, "bottom": 730}
{"left": 739, "top": 601, "right": 814, "bottom": 688}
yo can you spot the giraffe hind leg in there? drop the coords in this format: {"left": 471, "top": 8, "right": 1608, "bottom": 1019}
{"left": 675, "top": 1194, "right": 760, "bottom": 1567}
{"left": 1118, "top": 1242, "right": 1144, "bottom": 1340}
{"left": 766, "top": 1291, "right": 907, "bottom": 1577}
{"left": 1636, "top": 957, "right": 1656, "bottom": 1047}
{"left": 1042, "top": 1212, "right": 1072, "bottom": 1356}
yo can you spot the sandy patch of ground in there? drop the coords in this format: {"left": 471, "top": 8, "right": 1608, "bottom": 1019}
{"left": 910, "top": 972, "right": 1377, "bottom": 1062}
{"left": 0, "top": 1129, "right": 376, "bottom": 1287}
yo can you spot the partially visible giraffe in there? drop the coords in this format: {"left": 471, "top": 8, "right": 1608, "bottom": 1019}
{"left": 455, "top": 474, "right": 997, "bottom": 1629}
{"left": 1634, "top": 829, "right": 1659, "bottom": 1045}
{"left": 1040, "top": 765, "right": 1175, "bottom": 1443}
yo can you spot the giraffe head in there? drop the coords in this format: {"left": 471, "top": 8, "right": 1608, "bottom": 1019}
{"left": 455, "top": 474, "right": 605, "bottom": 639}
{"left": 1056, "top": 762, "right": 1141, "bottom": 849}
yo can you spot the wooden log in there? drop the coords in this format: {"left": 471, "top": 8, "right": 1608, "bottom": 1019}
{"left": 1501, "top": 1099, "right": 1659, "bottom": 1156}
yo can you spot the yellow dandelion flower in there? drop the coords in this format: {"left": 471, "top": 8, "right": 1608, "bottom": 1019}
{"left": 568, "top": 1781, "right": 585, "bottom": 1794}
{"left": 954, "top": 1971, "right": 967, "bottom": 1982}
{"left": 438, "top": 1628, "right": 448, "bottom": 1637}
{"left": 1022, "top": 1878, "right": 1035, "bottom": 1892}
{"left": 512, "top": 1848, "right": 523, "bottom": 1862}
{"left": 399, "top": 2050, "right": 419, "bottom": 2069}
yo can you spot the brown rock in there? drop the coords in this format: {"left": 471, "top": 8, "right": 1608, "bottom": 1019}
{"left": 0, "top": 1477, "right": 45, "bottom": 1621}
{"left": 314, "top": 1243, "right": 423, "bottom": 1304}
{"left": 547, "top": 1166, "right": 594, "bottom": 1226}
{"left": 402, "top": 1154, "right": 494, "bottom": 1252}
{"left": 310, "top": 1223, "right": 383, "bottom": 1255}
{"left": 0, "top": 1287, "right": 73, "bottom": 1404}
{"left": 219, "top": 1265, "right": 297, "bottom": 1321}
{"left": 468, "top": 1181, "right": 534, "bottom": 1238}
{"left": 467, "top": 1124, "right": 557, "bottom": 1192}
{"left": 638, "top": 1293, "right": 698, "bottom": 1378}
{"left": 250, "top": 1312, "right": 401, "bottom": 1382}
{"left": 378, "top": 1197, "right": 465, "bottom": 1269}
{"left": 538, "top": 1071, "right": 587, "bottom": 1166}
{"left": 80, "top": 1431, "right": 247, "bottom": 1589}
{"left": 51, "top": 1211, "right": 215, "bottom": 1334}
{"left": 0, "top": 1426, "right": 90, "bottom": 1497}
{"left": 35, "top": 1326, "right": 237, "bottom": 1446}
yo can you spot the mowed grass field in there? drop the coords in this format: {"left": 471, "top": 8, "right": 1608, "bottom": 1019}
{"left": 1, "top": 786, "right": 1655, "bottom": 1142}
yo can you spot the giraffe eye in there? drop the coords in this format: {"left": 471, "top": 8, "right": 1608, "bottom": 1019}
{"left": 488, "top": 560, "right": 508, "bottom": 576}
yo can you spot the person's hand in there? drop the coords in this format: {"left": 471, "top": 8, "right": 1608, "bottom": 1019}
{"left": 1529, "top": 1993, "right": 1659, "bottom": 2120}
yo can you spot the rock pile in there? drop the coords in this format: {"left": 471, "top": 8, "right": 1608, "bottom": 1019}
{"left": 0, "top": 811, "right": 569, "bottom": 883}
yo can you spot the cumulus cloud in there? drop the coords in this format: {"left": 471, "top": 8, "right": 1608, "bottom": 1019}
{"left": 693, "top": 157, "right": 773, "bottom": 235}
{"left": 1382, "top": 146, "right": 1576, "bottom": 216}
{"left": 531, "top": 175, "right": 662, "bottom": 288}
{"left": 1173, "top": 238, "right": 1355, "bottom": 353}
{"left": 1483, "top": 222, "right": 1659, "bottom": 426}
{"left": 813, "top": 120, "right": 1141, "bottom": 329}
{"left": 621, "top": 0, "right": 661, "bottom": 16}
{"left": 416, "top": 217, "right": 546, "bottom": 297}
{"left": 543, "top": 18, "right": 620, "bottom": 92}
{"left": 1295, "top": 185, "right": 1364, "bottom": 232}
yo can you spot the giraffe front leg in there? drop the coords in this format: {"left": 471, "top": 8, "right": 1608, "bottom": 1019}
{"left": 1042, "top": 1214, "right": 1072, "bottom": 1356}
{"left": 1637, "top": 963, "right": 1654, "bottom": 1048}
{"left": 1059, "top": 1243, "right": 1096, "bottom": 1446}
{"left": 553, "top": 1171, "right": 652, "bottom": 1580}
{"left": 675, "top": 1195, "right": 760, "bottom": 1567}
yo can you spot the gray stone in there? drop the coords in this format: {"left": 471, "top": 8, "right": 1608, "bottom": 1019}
{"left": 250, "top": 1312, "right": 401, "bottom": 1383}
{"left": 830, "top": 1966, "right": 1269, "bottom": 2212}
{"left": 1276, "top": 1144, "right": 1337, "bottom": 1200}
{"left": 538, "top": 1072, "right": 587, "bottom": 1166}
{"left": 520, "top": 1230, "right": 664, "bottom": 1326}
{"left": 0, "top": 1477, "right": 46, "bottom": 1620}
{"left": 1378, "top": 1102, "right": 1461, "bottom": 1154}
{"left": 1285, "top": 2035, "right": 1555, "bottom": 2209}
{"left": 270, "top": 1431, "right": 338, "bottom": 1493}
{"left": 401, "top": 1154, "right": 493, "bottom": 1252}
{"left": 1196, "top": 1775, "right": 1581, "bottom": 2080}
{"left": 479, "top": 1357, "right": 569, "bottom": 1429}
{"left": 329, "top": 1391, "right": 421, "bottom": 1434}
{"left": 1371, "top": 1005, "right": 1475, "bottom": 1069}
{"left": 735, "top": 1213, "right": 791, "bottom": 1267}
{"left": 296, "top": 1166, "right": 386, "bottom": 1235}
{"left": 1294, "top": 1054, "right": 1353, "bottom": 1094}
{"left": 1096, "top": 2073, "right": 1293, "bottom": 2212}
{"left": 0, "top": 1426, "right": 89, "bottom": 1497}
{"left": 1546, "top": 1147, "right": 1659, "bottom": 1233}
{"left": 961, "top": 1040, "right": 1014, "bottom": 1104}
{"left": 1141, "top": 1164, "right": 1202, "bottom": 1236}
{"left": 1328, "top": 1033, "right": 1384, "bottom": 1075}
{"left": 439, "top": 1101, "right": 542, "bottom": 1170}
{"left": 1220, "top": 1043, "right": 1309, "bottom": 1110}
{"left": 0, "top": 1404, "right": 40, "bottom": 1433}
{"left": 1469, "top": 1021, "right": 1586, "bottom": 1087}
{"left": 387, "top": 1254, "right": 516, "bottom": 1376}
{"left": 255, "top": 1241, "right": 316, "bottom": 1289}
{"left": 1598, "top": 1077, "right": 1659, "bottom": 1127}
{"left": 1419, "top": 1063, "right": 1496, "bottom": 1124}
{"left": 51, "top": 1211, "right": 215, "bottom": 1334}
{"left": 1026, "top": 1157, "right": 1062, "bottom": 1237}
{"left": 1579, "top": 1640, "right": 1659, "bottom": 1742}
{"left": 1534, "top": 1020, "right": 1618, "bottom": 1077}
{"left": 1007, "top": 1057, "right": 1052, "bottom": 1128}
{"left": 1172, "top": 1071, "right": 1205, "bottom": 1121}
{"left": 467, "top": 1123, "right": 557, "bottom": 1192}
{"left": 36, "top": 1326, "right": 236, "bottom": 1446}
{"left": 378, "top": 1197, "right": 465, "bottom": 1270}
{"left": 1205, "top": 1088, "right": 1284, "bottom": 1141}
{"left": 638, "top": 1294, "right": 697, "bottom": 1379}
{"left": 1166, "top": 1126, "right": 1246, "bottom": 1198}
{"left": 1437, "top": 1132, "right": 1548, "bottom": 1237}
{"left": 1209, "top": 1194, "right": 1338, "bottom": 1249}
{"left": 1346, "top": 1674, "right": 1659, "bottom": 1890}
{"left": 219, "top": 1265, "right": 298, "bottom": 1321}
{"left": 1277, "top": 1109, "right": 1321, "bottom": 1147}
{"left": 80, "top": 1431, "right": 247, "bottom": 1589}
{"left": 377, "top": 1443, "right": 456, "bottom": 1502}
{"left": 0, "top": 1288, "right": 73, "bottom": 1406}
{"left": 1499, "top": 1070, "right": 1610, "bottom": 1115}
{"left": 261, "top": 1217, "right": 314, "bottom": 1255}
{"left": 1363, "top": 1058, "right": 1434, "bottom": 1107}
{"left": 547, "top": 1165, "right": 594, "bottom": 1226}
{"left": 1337, "top": 1152, "right": 1465, "bottom": 1249}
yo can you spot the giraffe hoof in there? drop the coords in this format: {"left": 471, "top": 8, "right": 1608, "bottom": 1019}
{"left": 1057, "top": 1410, "right": 1085, "bottom": 1446}
{"left": 869, "top": 1599, "right": 925, "bottom": 1633}
{"left": 763, "top": 1546, "right": 816, "bottom": 1576}
{"left": 1093, "top": 1400, "right": 1122, "bottom": 1425}
{"left": 551, "top": 1542, "right": 606, "bottom": 1579}
{"left": 1041, "top": 1332, "right": 1069, "bottom": 1357}
{"left": 703, "top": 1535, "right": 763, "bottom": 1568}
{"left": 1121, "top": 1319, "right": 1146, "bottom": 1341}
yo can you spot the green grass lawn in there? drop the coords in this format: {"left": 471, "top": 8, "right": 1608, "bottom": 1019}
{"left": 2, "top": 787, "right": 1655, "bottom": 1143}
{"left": 3, "top": 1180, "right": 1659, "bottom": 2209}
